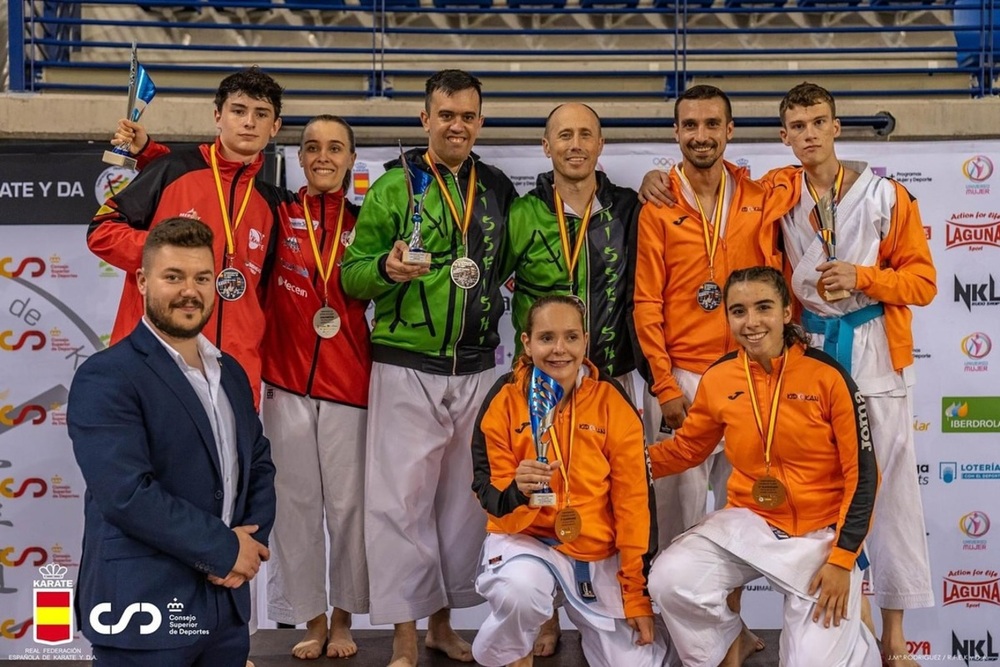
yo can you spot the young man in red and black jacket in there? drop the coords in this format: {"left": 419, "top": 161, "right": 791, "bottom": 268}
{"left": 89, "top": 66, "right": 288, "bottom": 408}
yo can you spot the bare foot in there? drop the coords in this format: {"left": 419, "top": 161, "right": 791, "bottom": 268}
{"left": 533, "top": 611, "right": 561, "bottom": 657}
{"left": 388, "top": 622, "right": 418, "bottom": 667}
{"left": 509, "top": 655, "right": 534, "bottom": 667}
{"left": 327, "top": 608, "right": 358, "bottom": 659}
{"left": 426, "top": 609, "right": 473, "bottom": 662}
{"left": 742, "top": 625, "right": 765, "bottom": 653}
{"left": 881, "top": 608, "right": 917, "bottom": 667}
{"left": 292, "top": 613, "right": 328, "bottom": 660}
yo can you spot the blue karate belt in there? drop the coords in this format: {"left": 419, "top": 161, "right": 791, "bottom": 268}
{"left": 800, "top": 303, "right": 885, "bottom": 375}
{"left": 770, "top": 524, "right": 870, "bottom": 571}
{"left": 537, "top": 537, "right": 597, "bottom": 602}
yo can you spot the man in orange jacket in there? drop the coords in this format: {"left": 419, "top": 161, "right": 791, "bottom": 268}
{"left": 762, "top": 82, "right": 936, "bottom": 667}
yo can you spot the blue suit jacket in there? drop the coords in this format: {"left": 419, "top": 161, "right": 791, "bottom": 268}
{"left": 68, "top": 322, "right": 276, "bottom": 650}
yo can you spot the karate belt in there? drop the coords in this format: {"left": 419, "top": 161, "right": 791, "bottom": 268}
{"left": 800, "top": 303, "right": 885, "bottom": 376}
{"left": 537, "top": 537, "right": 598, "bottom": 602}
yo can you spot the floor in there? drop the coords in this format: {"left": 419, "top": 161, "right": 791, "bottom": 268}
{"left": 0, "top": 628, "right": 783, "bottom": 665}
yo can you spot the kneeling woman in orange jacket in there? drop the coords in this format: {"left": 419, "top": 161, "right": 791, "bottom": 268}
{"left": 470, "top": 295, "right": 668, "bottom": 667}
{"left": 647, "top": 266, "right": 881, "bottom": 667}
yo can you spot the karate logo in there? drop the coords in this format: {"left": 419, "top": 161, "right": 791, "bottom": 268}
{"left": 33, "top": 563, "right": 74, "bottom": 645}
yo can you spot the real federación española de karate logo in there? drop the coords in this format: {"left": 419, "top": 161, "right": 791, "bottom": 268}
{"left": 33, "top": 563, "right": 74, "bottom": 645}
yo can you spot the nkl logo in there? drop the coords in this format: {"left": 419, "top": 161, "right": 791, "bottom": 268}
{"left": 952, "top": 631, "right": 999, "bottom": 666}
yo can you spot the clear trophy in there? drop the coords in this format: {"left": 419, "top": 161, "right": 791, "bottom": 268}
{"left": 103, "top": 42, "right": 157, "bottom": 170}
{"left": 815, "top": 191, "right": 851, "bottom": 302}
{"left": 399, "top": 142, "right": 433, "bottom": 266}
{"left": 528, "top": 365, "right": 564, "bottom": 507}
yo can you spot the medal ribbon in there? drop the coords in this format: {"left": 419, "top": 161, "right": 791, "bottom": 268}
{"left": 302, "top": 194, "right": 346, "bottom": 305}
{"left": 805, "top": 163, "right": 845, "bottom": 260}
{"left": 742, "top": 349, "right": 789, "bottom": 473}
{"left": 553, "top": 188, "right": 596, "bottom": 284}
{"left": 210, "top": 144, "right": 255, "bottom": 263}
{"left": 680, "top": 166, "right": 726, "bottom": 281}
{"left": 546, "top": 392, "right": 576, "bottom": 507}
{"left": 424, "top": 152, "right": 478, "bottom": 245}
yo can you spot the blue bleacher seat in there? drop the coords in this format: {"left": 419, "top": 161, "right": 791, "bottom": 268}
{"left": 580, "top": 0, "right": 640, "bottom": 8}
{"left": 798, "top": 0, "right": 861, "bottom": 7}
{"left": 953, "top": 0, "right": 999, "bottom": 67}
{"left": 724, "top": 0, "right": 787, "bottom": 7}
{"left": 651, "top": 0, "right": 714, "bottom": 8}
{"left": 868, "top": 0, "right": 933, "bottom": 6}
{"left": 357, "top": 0, "right": 421, "bottom": 8}
{"left": 433, "top": 0, "right": 492, "bottom": 6}
{"left": 507, "top": 0, "right": 568, "bottom": 8}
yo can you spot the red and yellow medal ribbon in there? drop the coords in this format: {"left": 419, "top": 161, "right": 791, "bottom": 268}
{"left": 742, "top": 349, "right": 789, "bottom": 473}
{"left": 553, "top": 188, "right": 596, "bottom": 284}
{"left": 302, "top": 194, "right": 346, "bottom": 305}
{"left": 210, "top": 144, "right": 255, "bottom": 262}
{"left": 805, "top": 163, "right": 845, "bottom": 257}
{"left": 424, "top": 151, "right": 478, "bottom": 241}
{"left": 680, "top": 166, "right": 726, "bottom": 281}
{"left": 546, "top": 392, "right": 576, "bottom": 507}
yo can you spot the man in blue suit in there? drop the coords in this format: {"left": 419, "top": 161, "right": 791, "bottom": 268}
{"left": 69, "top": 217, "right": 276, "bottom": 666}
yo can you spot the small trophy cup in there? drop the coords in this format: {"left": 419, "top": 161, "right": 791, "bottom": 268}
{"left": 398, "top": 142, "right": 433, "bottom": 267}
{"left": 528, "top": 366, "right": 564, "bottom": 507}
{"left": 815, "top": 191, "right": 851, "bottom": 302}
{"left": 103, "top": 42, "right": 157, "bottom": 170}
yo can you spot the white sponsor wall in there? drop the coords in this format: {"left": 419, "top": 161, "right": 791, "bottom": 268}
{"left": 1, "top": 140, "right": 997, "bottom": 661}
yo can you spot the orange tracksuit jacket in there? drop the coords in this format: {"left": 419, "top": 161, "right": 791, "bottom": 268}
{"left": 648, "top": 344, "right": 879, "bottom": 570}
{"left": 633, "top": 161, "right": 795, "bottom": 405}
{"left": 761, "top": 166, "right": 936, "bottom": 372}
{"left": 471, "top": 360, "right": 658, "bottom": 618}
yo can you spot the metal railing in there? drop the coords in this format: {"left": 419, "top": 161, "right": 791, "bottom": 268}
{"left": 7, "top": 0, "right": 999, "bottom": 99}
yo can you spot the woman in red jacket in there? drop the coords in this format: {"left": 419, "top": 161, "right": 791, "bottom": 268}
{"left": 647, "top": 266, "right": 880, "bottom": 667}
{"left": 470, "top": 295, "right": 665, "bottom": 667}
{"left": 258, "top": 116, "right": 371, "bottom": 661}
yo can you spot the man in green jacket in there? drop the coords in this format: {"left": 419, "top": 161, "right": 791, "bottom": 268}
{"left": 341, "top": 69, "right": 516, "bottom": 667}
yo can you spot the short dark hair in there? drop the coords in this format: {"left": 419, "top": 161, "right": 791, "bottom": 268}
{"left": 724, "top": 266, "right": 809, "bottom": 349}
{"left": 142, "top": 218, "right": 215, "bottom": 271}
{"left": 544, "top": 103, "right": 602, "bottom": 137}
{"left": 424, "top": 69, "right": 482, "bottom": 114}
{"left": 674, "top": 85, "right": 733, "bottom": 124}
{"left": 779, "top": 82, "right": 836, "bottom": 126}
{"left": 214, "top": 65, "right": 284, "bottom": 118}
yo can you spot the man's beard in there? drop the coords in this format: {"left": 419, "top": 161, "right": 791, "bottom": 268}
{"left": 146, "top": 296, "right": 212, "bottom": 340}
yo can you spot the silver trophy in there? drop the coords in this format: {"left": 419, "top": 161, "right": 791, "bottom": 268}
{"left": 815, "top": 191, "right": 850, "bottom": 302}
{"left": 103, "top": 42, "right": 156, "bottom": 170}
{"left": 528, "top": 366, "right": 564, "bottom": 507}
{"left": 399, "top": 142, "right": 432, "bottom": 266}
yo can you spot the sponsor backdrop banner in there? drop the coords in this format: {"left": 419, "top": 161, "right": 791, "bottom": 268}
{"left": 2, "top": 140, "right": 997, "bottom": 660}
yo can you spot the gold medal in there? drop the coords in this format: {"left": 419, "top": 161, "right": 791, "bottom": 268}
{"left": 555, "top": 507, "right": 582, "bottom": 543}
{"left": 751, "top": 475, "right": 787, "bottom": 509}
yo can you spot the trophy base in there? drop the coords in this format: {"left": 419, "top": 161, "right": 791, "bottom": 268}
{"left": 402, "top": 248, "right": 432, "bottom": 267}
{"left": 103, "top": 150, "right": 137, "bottom": 170}
{"left": 820, "top": 287, "right": 852, "bottom": 302}
{"left": 529, "top": 492, "right": 558, "bottom": 508}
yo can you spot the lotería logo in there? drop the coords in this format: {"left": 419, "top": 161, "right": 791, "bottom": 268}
{"left": 942, "top": 568, "right": 1000, "bottom": 607}
{"left": 89, "top": 603, "right": 162, "bottom": 636}
{"left": 963, "top": 155, "right": 994, "bottom": 183}
{"left": 942, "top": 396, "right": 1000, "bottom": 433}
{"left": 32, "top": 564, "right": 73, "bottom": 645}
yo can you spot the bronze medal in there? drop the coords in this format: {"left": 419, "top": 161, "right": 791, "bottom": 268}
{"left": 751, "top": 475, "right": 787, "bottom": 509}
{"left": 555, "top": 507, "right": 583, "bottom": 543}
